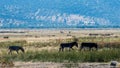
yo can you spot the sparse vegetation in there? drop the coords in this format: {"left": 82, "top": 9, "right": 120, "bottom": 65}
{"left": 0, "top": 40, "right": 27, "bottom": 48}
{"left": 1, "top": 49, "right": 120, "bottom": 63}
{"left": 0, "top": 36, "right": 120, "bottom": 63}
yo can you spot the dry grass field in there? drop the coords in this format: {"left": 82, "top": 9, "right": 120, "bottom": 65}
{"left": 0, "top": 28, "right": 120, "bottom": 68}
{"left": 0, "top": 29, "right": 119, "bottom": 42}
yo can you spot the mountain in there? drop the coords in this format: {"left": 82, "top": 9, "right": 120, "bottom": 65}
{"left": 0, "top": 0, "right": 120, "bottom": 28}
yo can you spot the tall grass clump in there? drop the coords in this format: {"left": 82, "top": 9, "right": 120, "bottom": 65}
{"left": 27, "top": 42, "right": 59, "bottom": 48}
{"left": 0, "top": 40, "right": 27, "bottom": 48}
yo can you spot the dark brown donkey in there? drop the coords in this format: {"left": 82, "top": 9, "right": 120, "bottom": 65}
{"left": 59, "top": 42, "right": 78, "bottom": 52}
{"left": 80, "top": 42, "right": 98, "bottom": 51}
{"left": 8, "top": 46, "right": 24, "bottom": 54}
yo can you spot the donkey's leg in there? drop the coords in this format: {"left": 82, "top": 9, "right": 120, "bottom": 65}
{"left": 79, "top": 47, "right": 83, "bottom": 51}
{"left": 96, "top": 47, "right": 98, "bottom": 51}
{"left": 92, "top": 47, "right": 95, "bottom": 51}
{"left": 16, "top": 50, "right": 19, "bottom": 54}
{"left": 8, "top": 50, "right": 12, "bottom": 54}
{"left": 69, "top": 48, "right": 71, "bottom": 51}
{"left": 69, "top": 48, "right": 74, "bottom": 51}
{"left": 59, "top": 48, "right": 61, "bottom": 52}
{"left": 89, "top": 48, "right": 91, "bottom": 51}
{"left": 62, "top": 48, "right": 64, "bottom": 51}
{"left": 8, "top": 50, "right": 10, "bottom": 54}
{"left": 71, "top": 48, "right": 74, "bottom": 50}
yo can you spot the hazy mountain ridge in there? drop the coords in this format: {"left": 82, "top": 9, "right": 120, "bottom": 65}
{"left": 0, "top": 0, "right": 120, "bottom": 28}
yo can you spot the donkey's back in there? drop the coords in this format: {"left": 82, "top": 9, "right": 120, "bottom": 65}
{"left": 9, "top": 46, "right": 22, "bottom": 50}
{"left": 81, "top": 42, "right": 98, "bottom": 47}
{"left": 60, "top": 43, "right": 71, "bottom": 47}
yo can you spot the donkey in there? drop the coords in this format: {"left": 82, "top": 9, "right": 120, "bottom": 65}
{"left": 59, "top": 42, "right": 78, "bottom": 52}
{"left": 80, "top": 42, "right": 98, "bottom": 51}
{"left": 8, "top": 46, "right": 24, "bottom": 54}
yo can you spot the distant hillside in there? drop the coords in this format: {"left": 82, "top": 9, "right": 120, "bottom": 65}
{"left": 0, "top": 0, "right": 120, "bottom": 28}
